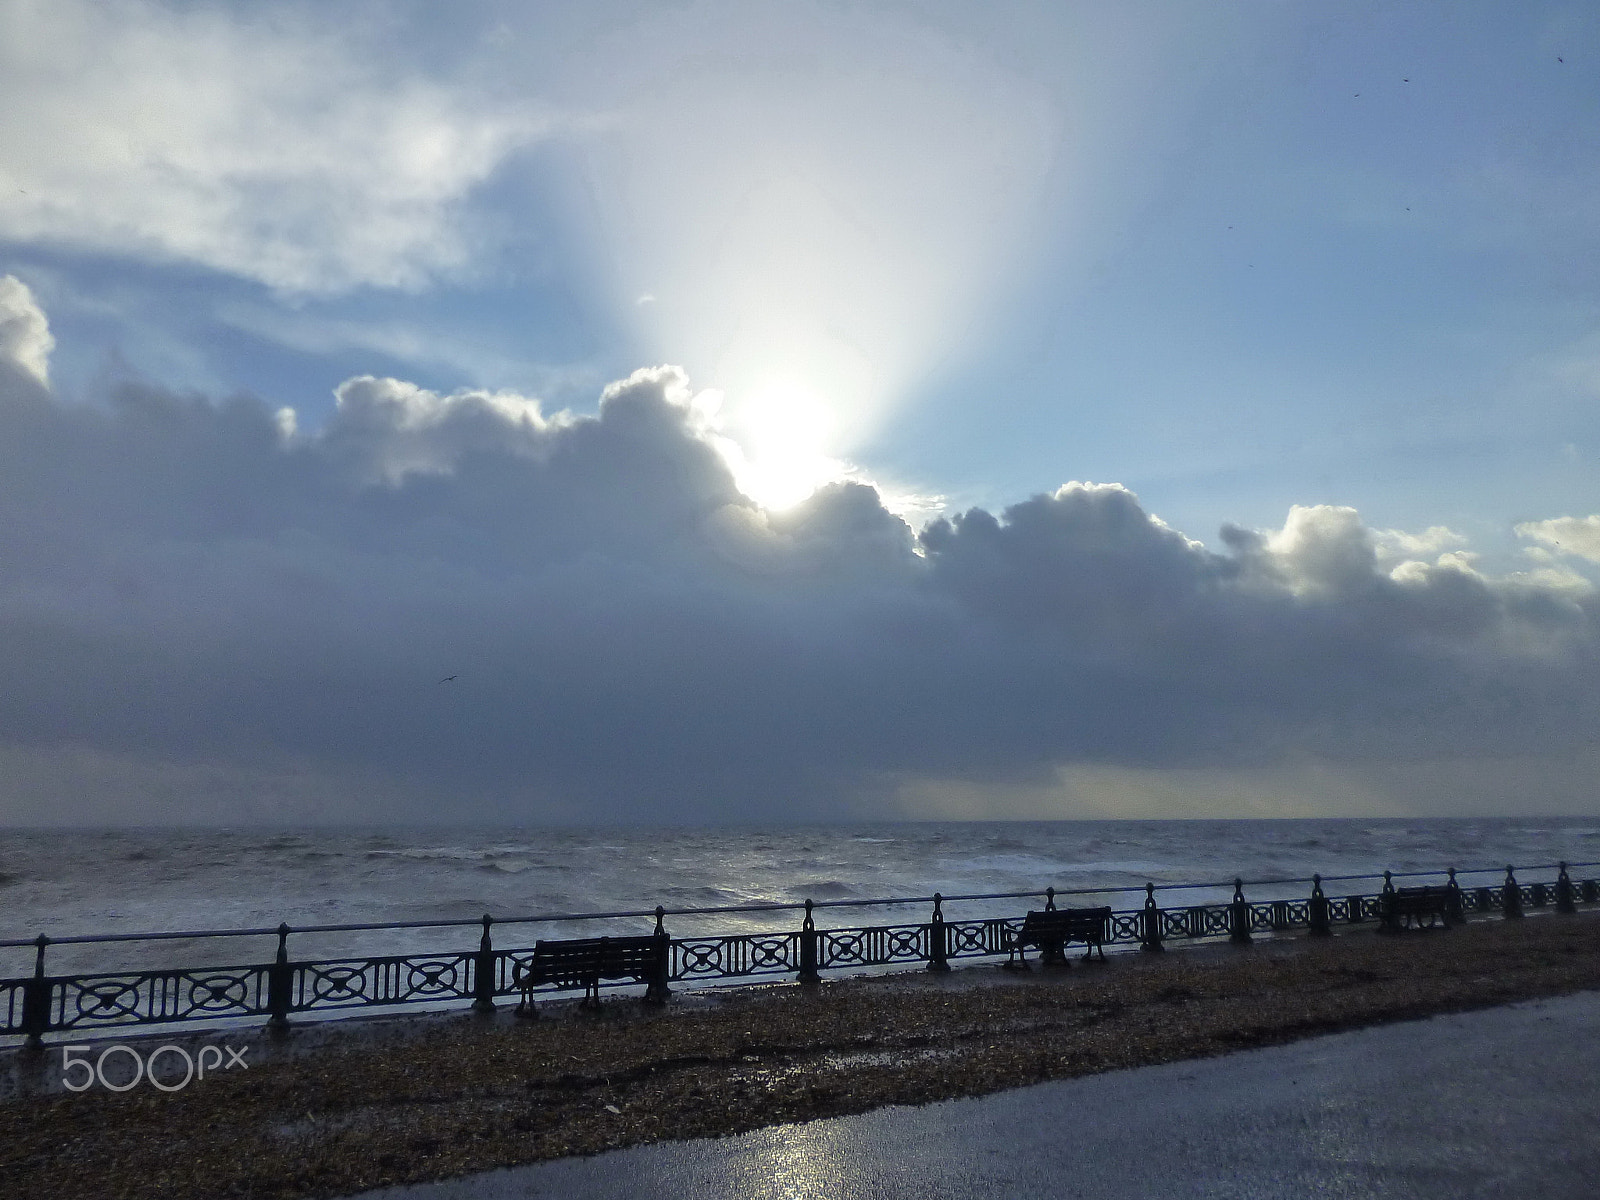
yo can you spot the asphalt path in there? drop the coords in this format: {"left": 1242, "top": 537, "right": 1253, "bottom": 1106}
{"left": 363, "top": 990, "right": 1600, "bottom": 1199}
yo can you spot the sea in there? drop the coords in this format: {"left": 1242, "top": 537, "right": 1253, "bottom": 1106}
{"left": 3, "top": 818, "right": 1598, "bottom": 980}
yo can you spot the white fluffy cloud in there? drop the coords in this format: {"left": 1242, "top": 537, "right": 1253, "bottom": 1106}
{"left": 1373, "top": 524, "right": 1470, "bottom": 562}
{"left": 0, "top": 0, "right": 548, "bottom": 292}
{"left": 1517, "top": 515, "right": 1600, "bottom": 564}
{"left": 0, "top": 273, "right": 52, "bottom": 385}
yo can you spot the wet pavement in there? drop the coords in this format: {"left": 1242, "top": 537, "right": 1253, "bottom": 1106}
{"left": 362, "top": 989, "right": 1600, "bottom": 1199}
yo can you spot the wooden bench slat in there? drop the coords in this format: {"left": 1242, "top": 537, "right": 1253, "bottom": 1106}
{"left": 514, "top": 934, "right": 669, "bottom": 1012}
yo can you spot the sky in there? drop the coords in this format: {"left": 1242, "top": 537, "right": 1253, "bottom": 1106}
{"left": 1, "top": 0, "right": 1598, "bottom": 825}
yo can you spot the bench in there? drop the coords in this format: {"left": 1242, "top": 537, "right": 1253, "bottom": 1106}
{"left": 1003, "top": 906, "right": 1111, "bottom": 967}
{"left": 512, "top": 935, "right": 671, "bottom": 1013}
{"left": 1380, "top": 886, "right": 1452, "bottom": 932}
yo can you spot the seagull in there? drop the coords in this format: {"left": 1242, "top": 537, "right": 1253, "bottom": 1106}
{"left": 438, "top": 675, "right": 458, "bottom": 684}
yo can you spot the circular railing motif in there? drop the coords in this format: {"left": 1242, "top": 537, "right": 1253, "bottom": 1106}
{"left": 185, "top": 972, "right": 253, "bottom": 1013}
{"left": 307, "top": 964, "right": 372, "bottom": 1003}
{"left": 1110, "top": 915, "right": 1141, "bottom": 943}
{"left": 404, "top": 959, "right": 463, "bottom": 997}
{"left": 73, "top": 979, "right": 143, "bottom": 1022}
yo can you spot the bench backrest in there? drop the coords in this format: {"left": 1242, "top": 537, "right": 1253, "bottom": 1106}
{"left": 1387, "top": 887, "right": 1448, "bottom": 913}
{"left": 1022, "top": 906, "right": 1111, "bottom": 936}
{"left": 525, "top": 935, "right": 663, "bottom": 986}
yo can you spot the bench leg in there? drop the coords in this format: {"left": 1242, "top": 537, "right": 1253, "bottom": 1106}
{"left": 512, "top": 967, "right": 538, "bottom": 1018}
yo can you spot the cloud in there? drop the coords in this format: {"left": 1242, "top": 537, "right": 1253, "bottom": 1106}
{"left": 1517, "top": 515, "right": 1600, "bottom": 564}
{"left": 0, "top": 299, "right": 1597, "bottom": 822}
{"left": 0, "top": 273, "right": 52, "bottom": 386}
{"left": 0, "top": 0, "right": 549, "bottom": 292}
{"left": 1373, "top": 524, "right": 1470, "bottom": 562}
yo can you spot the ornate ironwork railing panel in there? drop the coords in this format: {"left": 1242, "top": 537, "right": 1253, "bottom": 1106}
{"left": 290, "top": 954, "right": 477, "bottom": 1013}
{"left": 1164, "top": 905, "right": 1231, "bottom": 940}
{"left": 1267, "top": 900, "right": 1309, "bottom": 931}
{"left": 46, "top": 965, "right": 268, "bottom": 1031}
{"left": 944, "top": 917, "right": 1012, "bottom": 959}
{"left": 671, "top": 933, "right": 799, "bottom": 981}
{"left": 819, "top": 923, "right": 927, "bottom": 969}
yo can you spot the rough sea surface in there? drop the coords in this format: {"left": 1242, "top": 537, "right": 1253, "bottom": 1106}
{"left": 2, "top": 818, "right": 1597, "bottom": 977}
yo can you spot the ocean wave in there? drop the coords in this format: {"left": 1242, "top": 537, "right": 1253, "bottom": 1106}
{"left": 657, "top": 885, "right": 752, "bottom": 905}
{"left": 788, "top": 880, "right": 857, "bottom": 900}
{"left": 1055, "top": 860, "right": 1176, "bottom": 878}
{"left": 938, "top": 853, "right": 1079, "bottom": 876}
{"left": 477, "top": 860, "right": 530, "bottom": 874}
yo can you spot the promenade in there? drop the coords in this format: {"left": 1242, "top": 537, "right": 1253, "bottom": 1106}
{"left": 365, "top": 989, "right": 1600, "bottom": 1199}
{"left": 6, "top": 910, "right": 1598, "bottom": 1199}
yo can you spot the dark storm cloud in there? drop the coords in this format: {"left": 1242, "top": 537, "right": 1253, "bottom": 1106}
{"left": 0, "top": 288, "right": 1596, "bottom": 822}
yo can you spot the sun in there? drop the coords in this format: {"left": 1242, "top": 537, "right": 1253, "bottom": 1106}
{"left": 721, "top": 378, "right": 849, "bottom": 510}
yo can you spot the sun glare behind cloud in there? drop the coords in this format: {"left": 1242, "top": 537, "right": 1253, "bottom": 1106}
{"left": 567, "top": 4, "right": 1058, "bottom": 498}
{"left": 717, "top": 377, "right": 851, "bottom": 510}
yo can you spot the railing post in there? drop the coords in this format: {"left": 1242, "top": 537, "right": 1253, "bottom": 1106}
{"left": 20, "top": 935, "right": 50, "bottom": 1048}
{"left": 1308, "top": 875, "right": 1331, "bottom": 937}
{"left": 1040, "top": 886, "right": 1063, "bottom": 964}
{"left": 1503, "top": 865, "right": 1523, "bottom": 919}
{"left": 1229, "top": 878, "right": 1252, "bottom": 945}
{"left": 1140, "top": 883, "right": 1164, "bottom": 952}
{"left": 798, "top": 899, "right": 820, "bottom": 984}
{"left": 647, "top": 906, "right": 673, "bottom": 1003}
{"left": 1556, "top": 863, "right": 1577, "bottom": 915}
{"left": 267, "top": 923, "right": 293, "bottom": 1030}
{"left": 473, "top": 914, "right": 496, "bottom": 1012}
{"left": 1445, "top": 868, "right": 1465, "bottom": 924}
{"left": 927, "top": 893, "right": 950, "bottom": 972}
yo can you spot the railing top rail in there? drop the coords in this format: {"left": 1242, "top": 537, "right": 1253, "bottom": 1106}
{"left": 2, "top": 859, "right": 1593, "bottom": 950}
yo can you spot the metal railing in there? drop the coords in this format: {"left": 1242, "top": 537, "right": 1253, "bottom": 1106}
{"left": 3, "top": 860, "right": 1595, "bottom": 1045}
